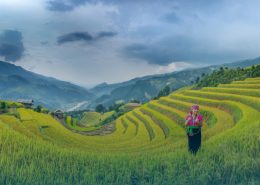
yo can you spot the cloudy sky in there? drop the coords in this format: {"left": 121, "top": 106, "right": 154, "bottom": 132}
{"left": 1, "top": 0, "right": 260, "bottom": 87}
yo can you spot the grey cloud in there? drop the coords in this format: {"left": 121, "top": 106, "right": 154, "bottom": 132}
{"left": 0, "top": 30, "right": 25, "bottom": 62}
{"left": 123, "top": 43, "right": 174, "bottom": 65}
{"left": 162, "top": 11, "right": 181, "bottom": 23}
{"left": 46, "top": 0, "right": 166, "bottom": 11}
{"left": 57, "top": 32, "right": 94, "bottom": 45}
{"left": 47, "top": 1, "right": 73, "bottom": 11}
{"left": 40, "top": 41, "right": 49, "bottom": 46}
{"left": 122, "top": 35, "right": 243, "bottom": 66}
{"left": 47, "top": 0, "right": 92, "bottom": 11}
{"left": 122, "top": 36, "right": 196, "bottom": 65}
{"left": 97, "top": 31, "right": 117, "bottom": 39}
{"left": 57, "top": 31, "right": 117, "bottom": 45}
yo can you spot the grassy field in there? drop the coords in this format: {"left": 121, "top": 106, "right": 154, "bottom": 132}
{"left": 64, "top": 111, "right": 115, "bottom": 132}
{"left": 78, "top": 111, "right": 115, "bottom": 126}
{"left": 0, "top": 77, "right": 259, "bottom": 184}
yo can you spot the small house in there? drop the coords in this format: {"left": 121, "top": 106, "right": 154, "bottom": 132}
{"left": 17, "top": 99, "right": 34, "bottom": 108}
{"left": 54, "top": 109, "right": 64, "bottom": 119}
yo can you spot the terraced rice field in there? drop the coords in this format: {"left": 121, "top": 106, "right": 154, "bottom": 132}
{"left": 0, "top": 77, "right": 259, "bottom": 184}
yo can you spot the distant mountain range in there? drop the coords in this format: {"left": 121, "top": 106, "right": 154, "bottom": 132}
{"left": 0, "top": 57, "right": 259, "bottom": 111}
{"left": 86, "top": 57, "right": 260, "bottom": 109}
{"left": 0, "top": 61, "right": 94, "bottom": 110}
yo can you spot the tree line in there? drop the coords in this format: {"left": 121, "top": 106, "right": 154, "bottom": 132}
{"left": 195, "top": 65, "right": 260, "bottom": 88}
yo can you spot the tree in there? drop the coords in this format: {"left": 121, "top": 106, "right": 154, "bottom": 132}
{"left": 129, "top": 99, "right": 140, "bottom": 103}
{"left": 0, "top": 102, "right": 8, "bottom": 113}
{"left": 95, "top": 104, "right": 106, "bottom": 113}
{"left": 35, "top": 105, "right": 43, "bottom": 113}
{"left": 156, "top": 85, "right": 171, "bottom": 99}
{"left": 108, "top": 101, "right": 125, "bottom": 112}
{"left": 0, "top": 102, "right": 7, "bottom": 109}
{"left": 195, "top": 77, "right": 200, "bottom": 83}
{"left": 196, "top": 64, "right": 260, "bottom": 88}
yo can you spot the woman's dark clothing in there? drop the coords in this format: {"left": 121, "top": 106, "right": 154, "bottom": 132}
{"left": 187, "top": 128, "right": 201, "bottom": 154}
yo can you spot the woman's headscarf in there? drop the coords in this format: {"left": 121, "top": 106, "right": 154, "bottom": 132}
{"left": 191, "top": 104, "right": 199, "bottom": 111}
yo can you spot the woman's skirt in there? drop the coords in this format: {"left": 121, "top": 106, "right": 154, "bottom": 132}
{"left": 187, "top": 128, "right": 201, "bottom": 154}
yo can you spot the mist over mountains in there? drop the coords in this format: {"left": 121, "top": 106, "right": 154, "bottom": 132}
{"left": 0, "top": 61, "right": 94, "bottom": 110}
{"left": 0, "top": 57, "right": 259, "bottom": 110}
{"left": 87, "top": 57, "right": 260, "bottom": 109}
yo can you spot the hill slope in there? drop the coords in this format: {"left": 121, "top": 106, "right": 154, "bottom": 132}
{"left": 1, "top": 57, "right": 259, "bottom": 111}
{"left": 87, "top": 57, "right": 260, "bottom": 109}
{"left": 0, "top": 61, "right": 94, "bottom": 110}
{"left": 0, "top": 77, "right": 259, "bottom": 184}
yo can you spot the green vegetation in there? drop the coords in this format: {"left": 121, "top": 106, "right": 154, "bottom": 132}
{"left": 64, "top": 111, "right": 116, "bottom": 132}
{"left": 78, "top": 111, "right": 114, "bottom": 127}
{"left": 153, "top": 85, "right": 171, "bottom": 99}
{"left": 0, "top": 101, "right": 8, "bottom": 113}
{"left": 99, "top": 101, "right": 141, "bottom": 126}
{"left": 63, "top": 101, "right": 139, "bottom": 133}
{"left": 65, "top": 115, "right": 101, "bottom": 132}
{"left": 196, "top": 64, "right": 260, "bottom": 87}
{"left": 95, "top": 103, "right": 106, "bottom": 113}
{"left": 34, "top": 105, "right": 49, "bottom": 114}
{"left": 0, "top": 77, "right": 259, "bottom": 184}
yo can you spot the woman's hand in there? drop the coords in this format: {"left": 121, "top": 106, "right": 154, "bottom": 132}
{"left": 187, "top": 117, "right": 192, "bottom": 121}
{"left": 185, "top": 117, "right": 191, "bottom": 126}
{"left": 185, "top": 120, "right": 189, "bottom": 126}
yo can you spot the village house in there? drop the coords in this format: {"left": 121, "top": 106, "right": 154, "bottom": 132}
{"left": 17, "top": 99, "right": 34, "bottom": 108}
{"left": 54, "top": 109, "right": 65, "bottom": 119}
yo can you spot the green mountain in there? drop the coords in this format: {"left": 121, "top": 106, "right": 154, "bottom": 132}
{"left": 87, "top": 57, "right": 260, "bottom": 109}
{"left": 0, "top": 61, "right": 94, "bottom": 110}
{"left": 1, "top": 57, "right": 259, "bottom": 111}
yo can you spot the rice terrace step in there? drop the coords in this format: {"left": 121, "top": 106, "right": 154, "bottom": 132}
{"left": 0, "top": 76, "right": 259, "bottom": 184}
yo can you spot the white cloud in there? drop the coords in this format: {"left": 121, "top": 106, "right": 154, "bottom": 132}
{"left": 0, "top": 0, "right": 44, "bottom": 8}
{"left": 156, "top": 62, "right": 195, "bottom": 74}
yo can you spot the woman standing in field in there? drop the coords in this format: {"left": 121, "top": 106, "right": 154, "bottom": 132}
{"left": 185, "top": 104, "right": 203, "bottom": 154}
